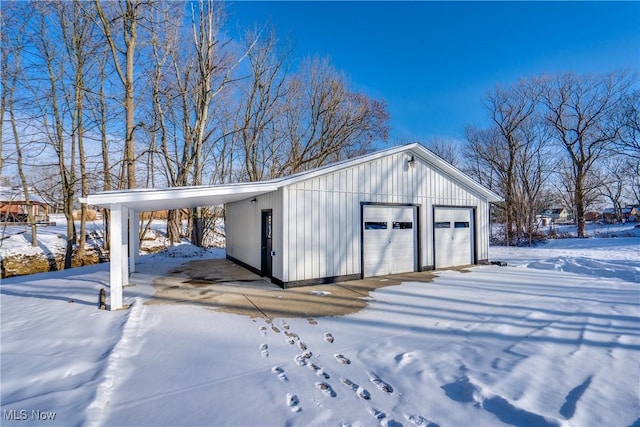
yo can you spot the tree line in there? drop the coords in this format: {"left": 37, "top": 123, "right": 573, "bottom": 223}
{"left": 1, "top": 1, "right": 638, "bottom": 270}
{"left": 1, "top": 0, "right": 389, "bottom": 266}
{"left": 455, "top": 72, "right": 638, "bottom": 244}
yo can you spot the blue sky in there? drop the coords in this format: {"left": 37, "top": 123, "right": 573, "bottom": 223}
{"left": 225, "top": 1, "right": 640, "bottom": 145}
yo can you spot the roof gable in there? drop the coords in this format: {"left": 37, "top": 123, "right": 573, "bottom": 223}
{"left": 277, "top": 143, "right": 503, "bottom": 202}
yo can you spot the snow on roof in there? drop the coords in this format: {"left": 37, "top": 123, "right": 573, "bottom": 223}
{"left": 0, "top": 186, "right": 49, "bottom": 205}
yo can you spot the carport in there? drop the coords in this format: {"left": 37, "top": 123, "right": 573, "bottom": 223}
{"left": 82, "top": 143, "right": 501, "bottom": 311}
{"left": 80, "top": 182, "right": 279, "bottom": 310}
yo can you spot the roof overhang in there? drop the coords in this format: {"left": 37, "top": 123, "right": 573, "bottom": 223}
{"left": 80, "top": 181, "right": 280, "bottom": 211}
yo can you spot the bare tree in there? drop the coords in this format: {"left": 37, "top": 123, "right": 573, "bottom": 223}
{"left": 2, "top": 4, "right": 38, "bottom": 245}
{"left": 148, "top": 0, "right": 245, "bottom": 245}
{"left": 552, "top": 159, "right": 602, "bottom": 223}
{"left": 278, "top": 57, "right": 389, "bottom": 175}
{"left": 93, "top": 0, "right": 147, "bottom": 189}
{"left": 599, "top": 155, "right": 635, "bottom": 221}
{"left": 513, "top": 117, "right": 554, "bottom": 244}
{"left": 236, "top": 27, "right": 289, "bottom": 182}
{"left": 618, "top": 88, "right": 640, "bottom": 160}
{"left": 27, "top": 3, "right": 77, "bottom": 268}
{"left": 424, "top": 137, "right": 461, "bottom": 168}
{"left": 541, "top": 71, "right": 636, "bottom": 237}
{"left": 464, "top": 80, "right": 543, "bottom": 245}
{"left": 57, "top": 0, "right": 97, "bottom": 258}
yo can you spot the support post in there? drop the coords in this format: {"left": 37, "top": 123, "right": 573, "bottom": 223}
{"left": 109, "top": 204, "right": 123, "bottom": 310}
{"left": 129, "top": 209, "right": 139, "bottom": 273}
{"left": 121, "top": 206, "right": 129, "bottom": 288}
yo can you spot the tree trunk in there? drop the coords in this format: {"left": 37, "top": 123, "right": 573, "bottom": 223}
{"left": 167, "top": 209, "right": 182, "bottom": 244}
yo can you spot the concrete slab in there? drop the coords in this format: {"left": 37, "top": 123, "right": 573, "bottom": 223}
{"left": 148, "top": 258, "right": 437, "bottom": 319}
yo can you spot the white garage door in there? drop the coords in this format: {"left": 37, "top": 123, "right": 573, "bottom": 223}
{"left": 434, "top": 207, "right": 474, "bottom": 269}
{"left": 363, "top": 205, "right": 417, "bottom": 277}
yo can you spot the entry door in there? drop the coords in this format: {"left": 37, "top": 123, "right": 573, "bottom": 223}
{"left": 434, "top": 207, "right": 474, "bottom": 269}
{"left": 363, "top": 205, "right": 417, "bottom": 277}
{"left": 261, "top": 210, "right": 273, "bottom": 277}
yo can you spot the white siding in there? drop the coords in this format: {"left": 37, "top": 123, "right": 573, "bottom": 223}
{"left": 225, "top": 190, "right": 283, "bottom": 280}
{"left": 282, "top": 151, "right": 491, "bottom": 282}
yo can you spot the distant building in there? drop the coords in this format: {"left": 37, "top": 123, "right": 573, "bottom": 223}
{"left": 584, "top": 211, "right": 601, "bottom": 222}
{"left": 0, "top": 186, "right": 50, "bottom": 223}
{"left": 603, "top": 206, "right": 638, "bottom": 223}
{"left": 539, "top": 208, "right": 570, "bottom": 224}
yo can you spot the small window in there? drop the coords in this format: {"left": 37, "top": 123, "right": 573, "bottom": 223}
{"left": 392, "top": 222, "right": 413, "bottom": 229}
{"left": 435, "top": 221, "right": 450, "bottom": 228}
{"left": 365, "top": 221, "right": 387, "bottom": 230}
{"left": 455, "top": 221, "right": 470, "bottom": 228}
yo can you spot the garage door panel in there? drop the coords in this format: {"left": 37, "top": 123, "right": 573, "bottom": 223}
{"left": 363, "top": 206, "right": 417, "bottom": 277}
{"left": 434, "top": 208, "right": 473, "bottom": 269}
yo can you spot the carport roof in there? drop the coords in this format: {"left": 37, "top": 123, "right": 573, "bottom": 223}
{"left": 80, "top": 181, "right": 280, "bottom": 211}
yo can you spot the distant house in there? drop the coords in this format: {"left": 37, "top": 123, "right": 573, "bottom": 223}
{"left": 539, "top": 208, "right": 570, "bottom": 224}
{"left": 584, "top": 211, "right": 601, "bottom": 222}
{"left": 0, "top": 186, "right": 50, "bottom": 223}
{"left": 603, "top": 206, "right": 638, "bottom": 223}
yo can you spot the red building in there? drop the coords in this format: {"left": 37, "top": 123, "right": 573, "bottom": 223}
{"left": 0, "top": 186, "right": 50, "bottom": 223}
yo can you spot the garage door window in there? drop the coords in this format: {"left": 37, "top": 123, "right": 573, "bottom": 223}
{"left": 365, "top": 221, "right": 387, "bottom": 230}
{"left": 435, "top": 221, "right": 450, "bottom": 228}
{"left": 392, "top": 221, "right": 413, "bottom": 229}
{"left": 454, "top": 221, "right": 470, "bottom": 228}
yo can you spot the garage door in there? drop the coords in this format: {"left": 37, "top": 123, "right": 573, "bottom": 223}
{"left": 434, "top": 207, "right": 474, "bottom": 269}
{"left": 363, "top": 205, "right": 417, "bottom": 277}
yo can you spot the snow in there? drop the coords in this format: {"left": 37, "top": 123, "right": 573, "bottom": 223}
{"left": 1, "top": 224, "right": 639, "bottom": 427}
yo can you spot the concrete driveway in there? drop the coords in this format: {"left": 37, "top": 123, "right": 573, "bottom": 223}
{"left": 149, "top": 258, "right": 437, "bottom": 319}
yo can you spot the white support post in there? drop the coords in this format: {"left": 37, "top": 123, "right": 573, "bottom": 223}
{"left": 129, "top": 209, "right": 139, "bottom": 273}
{"left": 121, "top": 206, "right": 129, "bottom": 289}
{"left": 109, "top": 204, "right": 124, "bottom": 310}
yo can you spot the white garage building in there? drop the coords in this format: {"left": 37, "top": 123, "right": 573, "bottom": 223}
{"left": 225, "top": 142, "right": 502, "bottom": 287}
{"left": 83, "top": 142, "right": 502, "bottom": 309}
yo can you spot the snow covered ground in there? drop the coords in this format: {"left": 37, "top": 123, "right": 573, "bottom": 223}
{"left": 1, "top": 223, "right": 639, "bottom": 427}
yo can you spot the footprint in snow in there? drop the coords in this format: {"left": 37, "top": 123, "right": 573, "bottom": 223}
{"left": 404, "top": 414, "right": 431, "bottom": 427}
{"left": 368, "top": 407, "right": 386, "bottom": 420}
{"left": 334, "top": 354, "right": 351, "bottom": 364}
{"left": 286, "top": 393, "right": 301, "bottom": 412}
{"left": 357, "top": 387, "right": 371, "bottom": 400}
{"left": 340, "top": 377, "right": 370, "bottom": 400}
{"left": 294, "top": 354, "right": 307, "bottom": 367}
{"left": 281, "top": 321, "right": 290, "bottom": 330}
{"left": 340, "top": 377, "right": 358, "bottom": 391}
{"left": 324, "top": 333, "right": 334, "bottom": 343}
{"left": 298, "top": 341, "right": 307, "bottom": 351}
{"left": 259, "top": 326, "right": 267, "bottom": 337}
{"left": 367, "top": 371, "right": 394, "bottom": 394}
{"left": 259, "top": 343, "right": 269, "bottom": 358}
{"left": 271, "top": 325, "right": 281, "bottom": 334}
{"left": 271, "top": 366, "right": 288, "bottom": 382}
{"left": 315, "top": 382, "right": 337, "bottom": 397}
{"left": 286, "top": 337, "right": 296, "bottom": 345}
{"left": 284, "top": 331, "right": 299, "bottom": 340}
{"left": 308, "top": 363, "right": 330, "bottom": 379}
{"left": 307, "top": 318, "right": 318, "bottom": 325}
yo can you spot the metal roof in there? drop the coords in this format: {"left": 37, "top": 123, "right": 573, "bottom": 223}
{"left": 81, "top": 143, "right": 503, "bottom": 211}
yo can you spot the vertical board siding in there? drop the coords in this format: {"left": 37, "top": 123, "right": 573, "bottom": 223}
{"left": 226, "top": 151, "right": 492, "bottom": 284}
{"left": 226, "top": 190, "right": 283, "bottom": 280}
{"left": 282, "top": 152, "right": 492, "bottom": 282}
